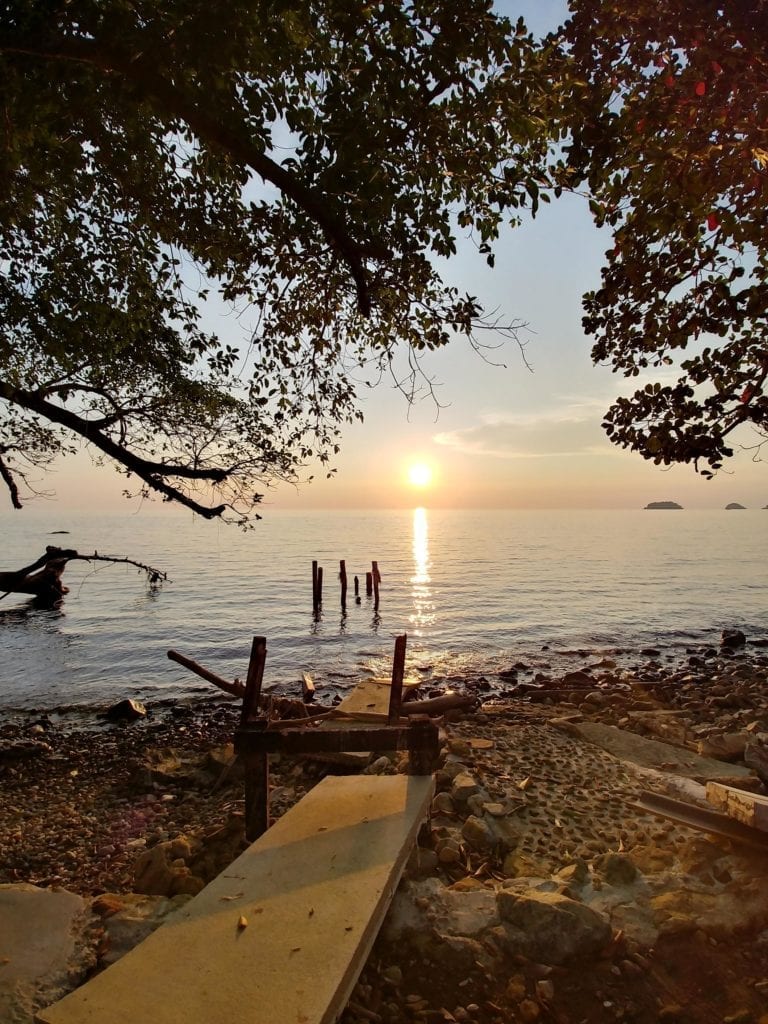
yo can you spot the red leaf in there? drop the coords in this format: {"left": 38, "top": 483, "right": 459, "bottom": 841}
{"left": 695, "top": 80, "right": 706, "bottom": 96}
{"left": 707, "top": 213, "right": 719, "bottom": 231}
{"left": 711, "top": 61, "right": 723, "bottom": 75}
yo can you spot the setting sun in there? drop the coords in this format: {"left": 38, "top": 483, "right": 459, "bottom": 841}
{"left": 407, "top": 461, "right": 433, "bottom": 488}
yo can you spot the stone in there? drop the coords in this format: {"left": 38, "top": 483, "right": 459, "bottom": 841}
{"left": 90, "top": 893, "right": 192, "bottom": 966}
{"left": 431, "top": 792, "right": 455, "bottom": 816}
{"left": 593, "top": 853, "right": 638, "bottom": 886}
{"left": 461, "top": 815, "right": 496, "bottom": 852}
{"left": 722, "top": 629, "right": 747, "bottom": 649}
{"left": 553, "top": 860, "right": 589, "bottom": 887}
{"left": 451, "top": 773, "right": 480, "bottom": 803}
{"left": 104, "top": 699, "right": 147, "bottom": 722}
{"left": 0, "top": 883, "right": 96, "bottom": 1024}
{"left": 496, "top": 890, "right": 612, "bottom": 964}
{"left": 519, "top": 999, "right": 541, "bottom": 1022}
{"left": 132, "top": 839, "right": 205, "bottom": 897}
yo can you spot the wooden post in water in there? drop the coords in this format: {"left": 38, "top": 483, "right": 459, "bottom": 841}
{"left": 317, "top": 565, "right": 323, "bottom": 609}
{"left": 312, "top": 560, "right": 319, "bottom": 613}
{"left": 372, "top": 560, "right": 381, "bottom": 611}
{"left": 354, "top": 575, "right": 360, "bottom": 598}
{"left": 238, "top": 636, "right": 269, "bottom": 840}
{"left": 388, "top": 633, "right": 407, "bottom": 724}
{"left": 339, "top": 560, "right": 347, "bottom": 610}
{"left": 365, "top": 571, "right": 373, "bottom": 597}
{"left": 241, "top": 636, "right": 267, "bottom": 723}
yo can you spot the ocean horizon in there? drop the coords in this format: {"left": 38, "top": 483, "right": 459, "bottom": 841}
{"left": 1, "top": 507, "right": 766, "bottom": 712}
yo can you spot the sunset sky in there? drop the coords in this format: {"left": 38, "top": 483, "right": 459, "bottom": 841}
{"left": 10, "top": 0, "right": 768, "bottom": 517}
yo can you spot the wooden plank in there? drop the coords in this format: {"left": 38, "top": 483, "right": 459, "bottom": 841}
{"left": 39, "top": 774, "right": 434, "bottom": 1024}
{"left": 335, "top": 677, "right": 420, "bottom": 722}
{"left": 705, "top": 781, "right": 768, "bottom": 832}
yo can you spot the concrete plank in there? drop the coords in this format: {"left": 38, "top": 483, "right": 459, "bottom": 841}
{"left": 706, "top": 781, "right": 768, "bottom": 831}
{"left": 38, "top": 774, "right": 434, "bottom": 1024}
{"left": 335, "top": 678, "right": 420, "bottom": 722}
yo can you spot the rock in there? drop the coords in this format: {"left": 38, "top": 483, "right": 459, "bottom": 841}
{"left": 451, "top": 772, "right": 480, "bottom": 803}
{"left": 496, "top": 890, "right": 612, "bottom": 964}
{"left": 461, "top": 815, "right": 496, "bottom": 852}
{"left": 745, "top": 740, "right": 768, "bottom": 784}
{"left": 0, "top": 883, "right": 96, "bottom": 1023}
{"left": 722, "top": 629, "right": 747, "bottom": 649}
{"left": 593, "top": 853, "right": 638, "bottom": 886}
{"left": 696, "top": 731, "right": 749, "bottom": 761}
{"left": 553, "top": 860, "right": 589, "bottom": 887}
{"left": 431, "top": 792, "right": 455, "bottom": 816}
{"left": 363, "top": 755, "right": 395, "bottom": 776}
{"left": 436, "top": 837, "right": 463, "bottom": 864}
{"left": 90, "top": 892, "right": 192, "bottom": 966}
{"left": 104, "top": 699, "right": 147, "bottom": 722}
{"left": 132, "top": 837, "right": 205, "bottom": 897}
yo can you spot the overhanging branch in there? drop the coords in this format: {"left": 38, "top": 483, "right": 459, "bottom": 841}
{"left": 1, "top": 34, "right": 373, "bottom": 315}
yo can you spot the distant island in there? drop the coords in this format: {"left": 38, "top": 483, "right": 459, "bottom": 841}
{"left": 725, "top": 502, "right": 747, "bottom": 510}
{"left": 645, "top": 501, "right": 683, "bottom": 510}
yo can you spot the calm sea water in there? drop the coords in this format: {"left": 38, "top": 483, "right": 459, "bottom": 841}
{"left": 0, "top": 508, "right": 766, "bottom": 711}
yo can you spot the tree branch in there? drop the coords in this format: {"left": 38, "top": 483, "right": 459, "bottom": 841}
{"left": 0, "top": 379, "right": 229, "bottom": 518}
{"left": 1, "top": 34, "right": 373, "bottom": 315}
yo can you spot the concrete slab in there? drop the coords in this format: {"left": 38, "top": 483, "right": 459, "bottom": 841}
{"left": 38, "top": 774, "right": 434, "bottom": 1024}
{"left": 0, "top": 883, "right": 93, "bottom": 1024}
{"left": 335, "top": 678, "right": 420, "bottom": 722}
{"left": 553, "top": 720, "right": 754, "bottom": 783}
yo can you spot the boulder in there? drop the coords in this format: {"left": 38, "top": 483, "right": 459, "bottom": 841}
{"left": 0, "top": 883, "right": 96, "bottom": 1024}
{"left": 721, "top": 629, "right": 747, "bottom": 649}
{"left": 496, "top": 890, "right": 612, "bottom": 964}
{"left": 104, "top": 699, "right": 147, "bottom": 722}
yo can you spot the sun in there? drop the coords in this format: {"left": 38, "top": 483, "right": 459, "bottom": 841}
{"left": 407, "top": 461, "right": 433, "bottom": 488}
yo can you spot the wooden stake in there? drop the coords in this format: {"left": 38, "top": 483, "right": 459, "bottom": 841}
{"left": 365, "top": 571, "right": 373, "bottom": 597}
{"left": 407, "top": 714, "right": 441, "bottom": 775}
{"left": 354, "top": 575, "right": 360, "bottom": 598}
{"left": 235, "top": 718, "right": 270, "bottom": 841}
{"left": 372, "top": 561, "right": 380, "bottom": 610}
{"left": 317, "top": 565, "right": 323, "bottom": 608}
{"left": 388, "top": 633, "right": 407, "bottom": 725}
{"left": 339, "top": 559, "right": 347, "bottom": 609}
{"left": 241, "top": 636, "right": 267, "bottom": 724}
{"left": 312, "top": 560, "right": 318, "bottom": 612}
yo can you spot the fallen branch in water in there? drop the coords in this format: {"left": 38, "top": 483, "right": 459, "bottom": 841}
{"left": 0, "top": 546, "right": 169, "bottom": 605}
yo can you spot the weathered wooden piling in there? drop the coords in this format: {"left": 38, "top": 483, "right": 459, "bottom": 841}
{"left": 365, "top": 571, "right": 373, "bottom": 597}
{"left": 372, "top": 560, "right": 381, "bottom": 610}
{"left": 312, "top": 560, "right": 324, "bottom": 614}
{"left": 238, "top": 636, "right": 269, "bottom": 840}
{"left": 388, "top": 633, "right": 407, "bottom": 724}
{"left": 340, "top": 559, "right": 347, "bottom": 609}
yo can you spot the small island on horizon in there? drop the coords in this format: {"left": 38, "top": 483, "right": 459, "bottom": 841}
{"left": 726, "top": 502, "right": 747, "bottom": 510}
{"left": 644, "top": 500, "right": 683, "bottom": 510}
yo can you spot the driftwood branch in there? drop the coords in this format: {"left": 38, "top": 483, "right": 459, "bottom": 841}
{"left": 0, "top": 545, "right": 169, "bottom": 604}
{"left": 167, "top": 649, "right": 245, "bottom": 699}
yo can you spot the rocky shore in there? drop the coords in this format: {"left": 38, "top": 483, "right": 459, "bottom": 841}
{"left": 3, "top": 634, "right": 768, "bottom": 1024}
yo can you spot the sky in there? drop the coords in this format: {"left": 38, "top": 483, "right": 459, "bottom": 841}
{"left": 10, "top": 0, "right": 767, "bottom": 517}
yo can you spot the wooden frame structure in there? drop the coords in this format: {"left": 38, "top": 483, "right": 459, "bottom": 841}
{"left": 234, "top": 635, "right": 440, "bottom": 840}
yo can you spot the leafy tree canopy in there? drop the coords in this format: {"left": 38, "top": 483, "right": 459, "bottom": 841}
{"left": 0, "top": 0, "right": 557, "bottom": 523}
{"left": 558, "top": 0, "right": 768, "bottom": 476}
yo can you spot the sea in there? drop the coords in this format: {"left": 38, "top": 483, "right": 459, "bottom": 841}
{"left": 1, "top": 508, "right": 766, "bottom": 712}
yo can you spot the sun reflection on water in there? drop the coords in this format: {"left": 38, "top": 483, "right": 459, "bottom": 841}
{"left": 410, "top": 506, "right": 435, "bottom": 632}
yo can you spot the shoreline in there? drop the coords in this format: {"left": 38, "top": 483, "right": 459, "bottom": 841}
{"left": 4, "top": 634, "right": 768, "bottom": 1023}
